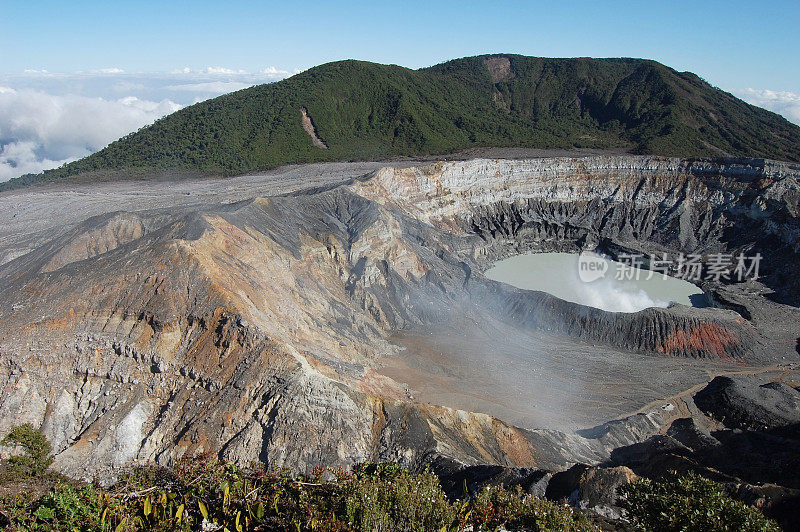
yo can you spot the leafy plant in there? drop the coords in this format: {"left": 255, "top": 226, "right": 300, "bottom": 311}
{"left": 463, "top": 484, "right": 595, "bottom": 532}
{"left": 344, "top": 463, "right": 456, "bottom": 531}
{"left": 618, "top": 471, "right": 780, "bottom": 532}
{"left": 0, "top": 450, "right": 779, "bottom": 531}
{"left": 1, "top": 424, "right": 54, "bottom": 478}
{"left": 0, "top": 456, "right": 600, "bottom": 531}
{"left": 0, "top": 482, "right": 120, "bottom": 531}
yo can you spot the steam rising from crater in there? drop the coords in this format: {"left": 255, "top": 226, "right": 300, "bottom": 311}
{"left": 567, "top": 275, "right": 668, "bottom": 313}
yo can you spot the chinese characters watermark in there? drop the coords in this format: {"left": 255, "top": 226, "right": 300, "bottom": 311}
{"left": 578, "top": 251, "right": 761, "bottom": 283}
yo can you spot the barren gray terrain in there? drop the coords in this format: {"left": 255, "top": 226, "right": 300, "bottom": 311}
{"left": 0, "top": 148, "right": 632, "bottom": 265}
{"left": 0, "top": 156, "right": 771, "bottom": 433}
{"left": 0, "top": 155, "right": 798, "bottom": 521}
{"left": 0, "top": 161, "right": 400, "bottom": 265}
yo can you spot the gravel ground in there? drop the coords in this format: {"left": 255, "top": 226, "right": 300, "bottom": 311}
{"left": 0, "top": 148, "right": 630, "bottom": 265}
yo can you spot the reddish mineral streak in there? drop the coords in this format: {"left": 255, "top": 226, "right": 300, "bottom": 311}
{"left": 658, "top": 323, "right": 739, "bottom": 359}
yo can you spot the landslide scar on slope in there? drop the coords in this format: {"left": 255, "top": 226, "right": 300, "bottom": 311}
{"left": 300, "top": 107, "right": 328, "bottom": 149}
{"left": 484, "top": 56, "right": 512, "bottom": 82}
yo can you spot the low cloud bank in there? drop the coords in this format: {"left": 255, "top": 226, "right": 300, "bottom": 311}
{"left": 0, "top": 88, "right": 181, "bottom": 180}
{"left": 0, "top": 66, "right": 296, "bottom": 182}
{"left": 734, "top": 88, "right": 800, "bottom": 125}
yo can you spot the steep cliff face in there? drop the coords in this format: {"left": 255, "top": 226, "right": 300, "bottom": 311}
{"left": 352, "top": 156, "right": 800, "bottom": 350}
{"left": 0, "top": 156, "right": 798, "bottom": 482}
{"left": 353, "top": 157, "right": 799, "bottom": 287}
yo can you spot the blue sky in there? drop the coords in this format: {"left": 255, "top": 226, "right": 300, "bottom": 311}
{"left": 3, "top": 0, "right": 799, "bottom": 90}
{"left": 1, "top": 0, "right": 799, "bottom": 181}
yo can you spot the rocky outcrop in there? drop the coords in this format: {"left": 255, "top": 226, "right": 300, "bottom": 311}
{"left": 600, "top": 374, "right": 800, "bottom": 529}
{"left": 352, "top": 156, "right": 800, "bottom": 359}
{"left": 352, "top": 157, "right": 800, "bottom": 303}
{"left": 694, "top": 375, "right": 800, "bottom": 434}
{"left": 479, "top": 287, "right": 763, "bottom": 360}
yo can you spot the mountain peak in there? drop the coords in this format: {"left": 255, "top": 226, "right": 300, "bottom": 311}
{"left": 4, "top": 54, "right": 799, "bottom": 190}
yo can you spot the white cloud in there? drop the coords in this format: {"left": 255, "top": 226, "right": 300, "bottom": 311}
{"left": 166, "top": 66, "right": 292, "bottom": 79}
{"left": 170, "top": 67, "right": 253, "bottom": 75}
{"left": 165, "top": 81, "right": 254, "bottom": 93}
{"left": 204, "top": 66, "right": 249, "bottom": 75}
{"left": 734, "top": 88, "right": 800, "bottom": 125}
{"left": 260, "top": 66, "right": 291, "bottom": 76}
{"left": 0, "top": 65, "right": 297, "bottom": 182}
{"left": 91, "top": 67, "right": 125, "bottom": 74}
{"left": 568, "top": 275, "right": 669, "bottom": 313}
{"left": 0, "top": 140, "right": 86, "bottom": 180}
{"left": 0, "top": 89, "right": 181, "bottom": 181}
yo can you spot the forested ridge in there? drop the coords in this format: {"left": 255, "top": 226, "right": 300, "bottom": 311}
{"left": 5, "top": 54, "right": 799, "bottom": 190}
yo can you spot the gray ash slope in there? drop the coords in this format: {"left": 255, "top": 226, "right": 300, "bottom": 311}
{"left": 0, "top": 156, "right": 799, "bottom": 524}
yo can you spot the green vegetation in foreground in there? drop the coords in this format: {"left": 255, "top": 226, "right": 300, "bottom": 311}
{"left": 0, "top": 425, "right": 781, "bottom": 531}
{"left": 1, "top": 458, "right": 592, "bottom": 531}
{"left": 1, "top": 425, "right": 54, "bottom": 479}
{"left": 4, "top": 54, "right": 800, "bottom": 191}
{"left": 619, "top": 472, "right": 781, "bottom": 532}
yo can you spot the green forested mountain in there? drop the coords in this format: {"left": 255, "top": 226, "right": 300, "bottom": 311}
{"left": 5, "top": 55, "right": 800, "bottom": 189}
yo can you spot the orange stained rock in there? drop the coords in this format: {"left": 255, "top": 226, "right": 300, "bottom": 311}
{"left": 492, "top": 419, "right": 537, "bottom": 467}
{"left": 657, "top": 323, "right": 739, "bottom": 359}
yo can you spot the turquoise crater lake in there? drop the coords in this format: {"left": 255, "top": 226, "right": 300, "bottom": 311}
{"left": 484, "top": 252, "right": 706, "bottom": 313}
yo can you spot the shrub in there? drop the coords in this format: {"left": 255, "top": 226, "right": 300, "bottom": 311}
{"left": 30, "top": 483, "right": 107, "bottom": 530}
{"left": 0, "top": 457, "right": 598, "bottom": 531}
{"left": 1, "top": 424, "right": 54, "bottom": 478}
{"left": 618, "top": 471, "right": 780, "bottom": 532}
{"left": 0, "top": 482, "right": 120, "bottom": 531}
{"left": 7, "top": 453, "right": 777, "bottom": 531}
{"left": 344, "top": 463, "right": 456, "bottom": 531}
{"left": 464, "top": 484, "right": 595, "bottom": 531}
